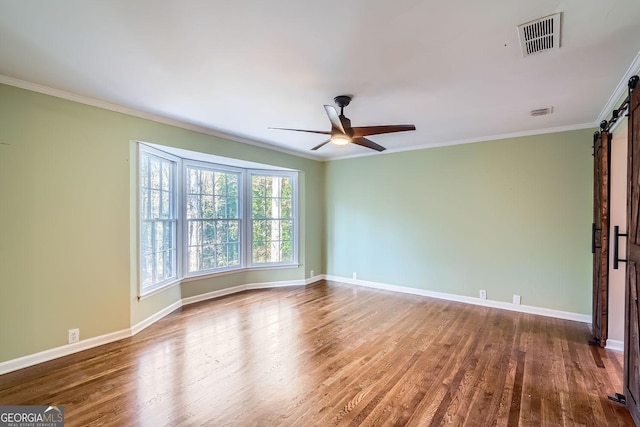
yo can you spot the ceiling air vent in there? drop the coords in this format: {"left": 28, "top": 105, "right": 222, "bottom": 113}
{"left": 530, "top": 107, "right": 553, "bottom": 117}
{"left": 517, "top": 13, "right": 561, "bottom": 57}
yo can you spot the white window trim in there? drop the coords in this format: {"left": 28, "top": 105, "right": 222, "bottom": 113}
{"left": 247, "top": 170, "right": 299, "bottom": 268}
{"left": 182, "top": 159, "right": 245, "bottom": 278}
{"left": 136, "top": 142, "right": 300, "bottom": 298}
{"left": 138, "top": 144, "right": 182, "bottom": 297}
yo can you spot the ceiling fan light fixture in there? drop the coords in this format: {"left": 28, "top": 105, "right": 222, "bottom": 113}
{"left": 331, "top": 135, "right": 351, "bottom": 146}
{"left": 269, "top": 95, "right": 415, "bottom": 152}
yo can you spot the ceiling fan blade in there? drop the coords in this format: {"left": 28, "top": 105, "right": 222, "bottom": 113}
{"left": 352, "top": 125, "right": 416, "bottom": 137}
{"left": 323, "top": 105, "right": 346, "bottom": 133}
{"left": 311, "top": 139, "right": 331, "bottom": 151}
{"left": 351, "top": 137, "right": 386, "bottom": 152}
{"left": 268, "top": 127, "right": 331, "bottom": 135}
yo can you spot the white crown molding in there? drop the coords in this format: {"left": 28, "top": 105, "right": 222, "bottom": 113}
{"left": 0, "top": 74, "right": 601, "bottom": 164}
{"left": 605, "top": 339, "right": 624, "bottom": 353}
{"left": 597, "top": 49, "right": 640, "bottom": 124}
{"left": 0, "top": 74, "right": 322, "bottom": 162}
{"left": 324, "top": 275, "right": 591, "bottom": 323}
{"left": 327, "top": 122, "right": 596, "bottom": 161}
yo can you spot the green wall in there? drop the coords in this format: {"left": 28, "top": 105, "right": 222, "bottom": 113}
{"left": 325, "top": 130, "right": 594, "bottom": 314}
{"left": 0, "top": 81, "right": 595, "bottom": 365}
{"left": 0, "top": 84, "right": 324, "bottom": 362}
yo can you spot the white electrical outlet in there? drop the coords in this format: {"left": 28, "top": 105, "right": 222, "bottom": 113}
{"left": 352, "top": 272, "right": 357, "bottom": 280}
{"left": 479, "top": 290, "right": 487, "bottom": 300}
{"left": 68, "top": 328, "right": 79, "bottom": 344}
{"left": 513, "top": 295, "right": 522, "bottom": 305}
{"left": 310, "top": 270, "right": 314, "bottom": 278}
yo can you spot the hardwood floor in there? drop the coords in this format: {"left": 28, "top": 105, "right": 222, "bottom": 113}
{"left": 0, "top": 280, "right": 634, "bottom": 426}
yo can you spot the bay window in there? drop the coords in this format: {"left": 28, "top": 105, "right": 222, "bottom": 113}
{"left": 138, "top": 143, "right": 298, "bottom": 297}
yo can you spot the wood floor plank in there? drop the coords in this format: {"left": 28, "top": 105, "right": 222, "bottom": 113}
{"left": 0, "top": 280, "right": 634, "bottom": 426}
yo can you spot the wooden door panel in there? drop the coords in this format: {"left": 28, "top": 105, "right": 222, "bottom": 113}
{"left": 628, "top": 262, "right": 640, "bottom": 408}
{"left": 592, "top": 130, "right": 610, "bottom": 346}
{"left": 625, "top": 74, "right": 640, "bottom": 425}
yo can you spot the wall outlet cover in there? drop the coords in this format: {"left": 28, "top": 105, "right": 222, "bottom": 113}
{"left": 479, "top": 290, "right": 487, "bottom": 300}
{"left": 68, "top": 328, "right": 79, "bottom": 344}
{"left": 352, "top": 272, "right": 357, "bottom": 280}
{"left": 310, "top": 270, "right": 314, "bottom": 278}
{"left": 513, "top": 295, "right": 522, "bottom": 305}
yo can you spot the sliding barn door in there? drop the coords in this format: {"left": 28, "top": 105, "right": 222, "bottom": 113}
{"left": 625, "top": 75, "right": 640, "bottom": 425}
{"left": 592, "top": 129, "right": 610, "bottom": 346}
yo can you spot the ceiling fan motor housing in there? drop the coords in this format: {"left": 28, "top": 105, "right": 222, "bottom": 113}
{"left": 334, "top": 95, "right": 352, "bottom": 109}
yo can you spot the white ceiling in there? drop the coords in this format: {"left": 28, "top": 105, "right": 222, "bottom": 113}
{"left": 1, "top": 0, "right": 639, "bottom": 160}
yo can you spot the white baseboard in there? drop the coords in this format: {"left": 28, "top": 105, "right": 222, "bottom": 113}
{"left": 182, "top": 284, "right": 247, "bottom": 306}
{"left": 1, "top": 274, "right": 589, "bottom": 376}
{"left": 0, "top": 328, "right": 130, "bottom": 375}
{"left": 182, "top": 277, "right": 320, "bottom": 306}
{"left": 324, "top": 275, "right": 591, "bottom": 323}
{"left": 244, "top": 278, "right": 308, "bottom": 290}
{"left": 606, "top": 339, "right": 624, "bottom": 353}
{"left": 0, "top": 277, "right": 319, "bottom": 376}
{"left": 130, "top": 300, "right": 183, "bottom": 335}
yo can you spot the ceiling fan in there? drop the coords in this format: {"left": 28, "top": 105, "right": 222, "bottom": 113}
{"left": 269, "top": 95, "right": 416, "bottom": 152}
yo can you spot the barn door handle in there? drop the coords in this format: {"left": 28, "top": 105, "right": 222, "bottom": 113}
{"left": 592, "top": 223, "right": 602, "bottom": 254}
{"left": 613, "top": 225, "right": 628, "bottom": 269}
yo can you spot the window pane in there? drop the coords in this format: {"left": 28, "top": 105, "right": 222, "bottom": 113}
{"left": 228, "top": 198, "right": 238, "bottom": 218}
{"left": 215, "top": 196, "right": 227, "bottom": 218}
{"left": 202, "top": 195, "right": 214, "bottom": 219}
{"left": 141, "top": 189, "right": 150, "bottom": 219}
{"left": 161, "top": 191, "right": 170, "bottom": 219}
{"left": 140, "top": 150, "right": 178, "bottom": 291}
{"left": 214, "top": 172, "right": 225, "bottom": 196}
{"left": 264, "top": 177, "right": 273, "bottom": 197}
{"left": 161, "top": 162, "right": 170, "bottom": 191}
{"left": 202, "top": 170, "right": 214, "bottom": 194}
{"left": 188, "top": 246, "right": 201, "bottom": 272}
{"left": 142, "top": 254, "right": 153, "bottom": 286}
{"left": 150, "top": 157, "right": 160, "bottom": 188}
{"left": 188, "top": 220, "right": 202, "bottom": 247}
{"left": 281, "top": 198, "right": 291, "bottom": 218}
{"left": 252, "top": 196, "right": 265, "bottom": 219}
{"left": 228, "top": 175, "right": 238, "bottom": 197}
{"left": 186, "top": 195, "right": 200, "bottom": 219}
{"left": 217, "top": 221, "right": 228, "bottom": 244}
{"left": 188, "top": 168, "right": 199, "bottom": 194}
{"left": 202, "top": 245, "right": 215, "bottom": 270}
{"left": 141, "top": 157, "right": 149, "bottom": 188}
{"left": 281, "top": 242, "right": 292, "bottom": 262}
{"left": 252, "top": 176, "right": 265, "bottom": 198}
{"left": 253, "top": 241, "right": 267, "bottom": 264}
{"left": 229, "top": 220, "right": 239, "bottom": 242}
{"left": 150, "top": 189, "right": 160, "bottom": 218}
{"left": 164, "top": 222, "right": 174, "bottom": 250}
{"left": 281, "top": 177, "right": 292, "bottom": 197}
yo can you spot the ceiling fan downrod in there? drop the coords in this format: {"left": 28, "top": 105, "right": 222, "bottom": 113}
{"left": 334, "top": 95, "right": 351, "bottom": 116}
